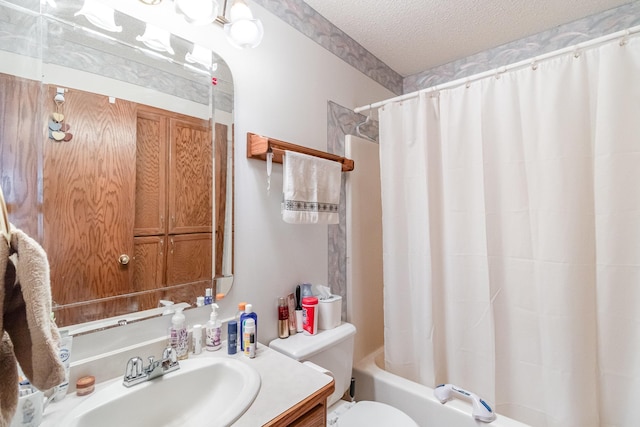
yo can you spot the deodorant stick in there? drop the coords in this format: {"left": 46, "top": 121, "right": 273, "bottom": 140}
{"left": 302, "top": 296, "right": 318, "bottom": 335}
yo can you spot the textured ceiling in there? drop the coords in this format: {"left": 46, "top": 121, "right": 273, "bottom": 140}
{"left": 302, "top": 0, "right": 633, "bottom": 77}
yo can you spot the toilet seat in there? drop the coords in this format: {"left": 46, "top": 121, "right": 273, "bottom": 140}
{"left": 335, "top": 401, "right": 418, "bottom": 427}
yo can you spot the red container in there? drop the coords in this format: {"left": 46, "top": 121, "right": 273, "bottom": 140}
{"left": 302, "top": 296, "right": 319, "bottom": 335}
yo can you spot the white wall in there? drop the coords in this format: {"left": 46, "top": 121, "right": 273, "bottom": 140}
{"left": 103, "top": 0, "right": 394, "bottom": 347}
{"left": 227, "top": 3, "right": 393, "bottom": 345}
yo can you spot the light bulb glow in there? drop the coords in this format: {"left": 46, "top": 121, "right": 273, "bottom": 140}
{"left": 229, "top": 0, "right": 253, "bottom": 21}
{"left": 224, "top": 18, "right": 263, "bottom": 49}
{"left": 136, "top": 24, "right": 174, "bottom": 55}
{"left": 75, "top": 0, "right": 122, "bottom": 33}
{"left": 175, "top": 0, "right": 219, "bottom": 26}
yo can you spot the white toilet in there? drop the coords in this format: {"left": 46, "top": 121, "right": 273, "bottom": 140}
{"left": 269, "top": 322, "right": 418, "bottom": 426}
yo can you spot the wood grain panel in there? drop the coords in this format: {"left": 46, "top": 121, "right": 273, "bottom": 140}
{"left": 133, "top": 236, "right": 165, "bottom": 291}
{"left": 264, "top": 381, "right": 333, "bottom": 427}
{"left": 0, "top": 73, "right": 42, "bottom": 238}
{"left": 214, "top": 123, "right": 228, "bottom": 276}
{"left": 288, "top": 404, "right": 325, "bottom": 427}
{"left": 134, "top": 107, "right": 167, "bottom": 236}
{"left": 169, "top": 117, "right": 212, "bottom": 234}
{"left": 43, "top": 86, "right": 137, "bottom": 306}
{"left": 165, "top": 232, "right": 212, "bottom": 286}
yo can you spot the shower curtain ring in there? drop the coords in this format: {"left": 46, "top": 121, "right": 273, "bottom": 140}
{"left": 620, "top": 30, "right": 630, "bottom": 46}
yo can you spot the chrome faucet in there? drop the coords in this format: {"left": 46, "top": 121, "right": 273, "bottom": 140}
{"left": 123, "top": 346, "right": 180, "bottom": 387}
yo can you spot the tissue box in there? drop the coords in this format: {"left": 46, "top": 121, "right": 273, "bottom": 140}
{"left": 318, "top": 295, "right": 342, "bottom": 330}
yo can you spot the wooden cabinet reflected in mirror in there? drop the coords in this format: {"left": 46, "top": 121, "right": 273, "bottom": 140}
{"left": 41, "top": 88, "right": 216, "bottom": 326}
{"left": 0, "top": 73, "right": 232, "bottom": 327}
{"left": 0, "top": 1, "right": 234, "bottom": 329}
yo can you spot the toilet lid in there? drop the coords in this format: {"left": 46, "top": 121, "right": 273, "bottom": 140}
{"left": 337, "top": 401, "right": 419, "bottom": 427}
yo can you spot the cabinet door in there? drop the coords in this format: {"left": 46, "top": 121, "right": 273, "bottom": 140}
{"left": 133, "top": 236, "right": 166, "bottom": 291}
{"left": 43, "top": 87, "right": 137, "bottom": 305}
{"left": 168, "top": 117, "right": 212, "bottom": 234}
{"left": 165, "top": 233, "right": 212, "bottom": 286}
{"left": 134, "top": 107, "right": 167, "bottom": 236}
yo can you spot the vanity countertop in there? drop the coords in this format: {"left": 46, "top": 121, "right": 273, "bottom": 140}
{"left": 40, "top": 343, "right": 333, "bottom": 426}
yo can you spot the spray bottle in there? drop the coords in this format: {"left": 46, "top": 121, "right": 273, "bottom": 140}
{"left": 206, "top": 303, "right": 222, "bottom": 351}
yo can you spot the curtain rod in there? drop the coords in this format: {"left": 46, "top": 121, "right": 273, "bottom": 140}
{"left": 355, "top": 25, "right": 640, "bottom": 114}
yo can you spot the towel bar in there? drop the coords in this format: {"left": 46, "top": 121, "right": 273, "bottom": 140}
{"left": 246, "top": 132, "right": 355, "bottom": 172}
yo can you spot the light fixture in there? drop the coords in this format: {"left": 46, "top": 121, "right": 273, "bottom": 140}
{"left": 224, "top": 0, "right": 263, "bottom": 49}
{"left": 175, "top": 0, "right": 219, "bottom": 26}
{"left": 75, "top": 0, "right": 122, "bottom": 33}
{"left": 76, "top": 0, "right": 264, "bottom": 52}
{"left": 136, "top": 24, "right": 175, "bottom": 54}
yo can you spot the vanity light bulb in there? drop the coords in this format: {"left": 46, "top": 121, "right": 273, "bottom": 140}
{"left": 175, "top": 0, "right": 219, "bottom": 26}
{"left": 229, "top": 0, "right": 253, "bottom": 20}
{"left": 225, "top": 19, "right": 263, "bottom": 49}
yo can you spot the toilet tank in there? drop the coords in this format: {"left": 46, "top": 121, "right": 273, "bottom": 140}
{"left": 269, "top": 322, "right": 356, "bottom": 406}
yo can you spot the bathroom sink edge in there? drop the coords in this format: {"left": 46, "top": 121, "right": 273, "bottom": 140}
{"left": 58, "top": 357, "right": 261, "bottom": 427}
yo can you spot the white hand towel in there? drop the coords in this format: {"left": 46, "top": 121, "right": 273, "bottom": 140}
{"left": 282, "top": 150, "right": 342, "bottom": 224}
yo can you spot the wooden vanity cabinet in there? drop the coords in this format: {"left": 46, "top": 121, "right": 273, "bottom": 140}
{"left": 264, "top": 380, "right": 334, "bottom": 427}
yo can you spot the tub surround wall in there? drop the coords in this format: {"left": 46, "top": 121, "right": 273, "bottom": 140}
{"left": 326, "top": 102, "right": 378, "bottom": 322}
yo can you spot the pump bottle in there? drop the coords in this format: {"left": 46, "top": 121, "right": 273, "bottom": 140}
{"left": 206, "top": 303, "right": 222, "bottom": 351}
{"left": 170, "top": 307, "right": 188, "bottom": 360}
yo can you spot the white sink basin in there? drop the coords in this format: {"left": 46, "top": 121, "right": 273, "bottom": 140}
{"left": 59, "top": 357, "right": 261, "bottom": 427}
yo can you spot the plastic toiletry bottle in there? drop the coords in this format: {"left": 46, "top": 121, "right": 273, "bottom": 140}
{"left": 206, "top": 303, "right": 222, "bottom": 351}
{"left": 295, "top": 285, "right": 304, "bottom": 333}
{"left": 204, "top": 288, "right": 213, "bottom": 305}
{"left": 235, "top": 302, "right": 247, "bottom": 350}
{"left": 192, "top": 324, "right": 203, "bottom": 355}
{"left": 240, "top": 303, "right": 258, "bottom": 351}
{"left": 302, "top": 296, "right": 319, "bottom": 335}
{"left": 278, "top": 297, "right": 290, "bottom": 339}
{"left": 243, "top": 318, "right": 256, "bottom": 358}
{"left": 52, "top": 329, "right": 73, "bottom": 401}
{"left": 170, "top": 307, "right": 189, "bottom": 360}
{"left": 228, "top": 320, "right": 237, "bottom": 355}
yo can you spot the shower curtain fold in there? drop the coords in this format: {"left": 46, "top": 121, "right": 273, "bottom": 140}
{"left": 379, "top": 35, "right": 640, "bottom": 427}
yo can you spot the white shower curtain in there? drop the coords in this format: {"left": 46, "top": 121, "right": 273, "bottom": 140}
{"left": 379, "top": 34, "right": 640, "bottom": 427}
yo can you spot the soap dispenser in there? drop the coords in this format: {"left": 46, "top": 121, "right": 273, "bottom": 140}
{"left": 206, "top": 303, "right": 222, "bottom": 351}
{"left": 170, "top": 307, "right": 188, "bottom": 360}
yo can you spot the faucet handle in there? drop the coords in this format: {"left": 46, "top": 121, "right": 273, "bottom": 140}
{"left": 125, "top": 356, "right": 144, "bottom": 379}
{"left": 161, "top": 346, "right": 180, "bottom": 373}
{"left": 162, "top": 346, "right": 178, "bottom": 364}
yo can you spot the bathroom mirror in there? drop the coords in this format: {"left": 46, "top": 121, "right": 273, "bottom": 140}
{"left": 0, "top": 0, "right": 234, "bottom": 328}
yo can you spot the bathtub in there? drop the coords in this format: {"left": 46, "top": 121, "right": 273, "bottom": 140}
{"left": 352, "top": 348, "right": 530, "bottom": 427}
